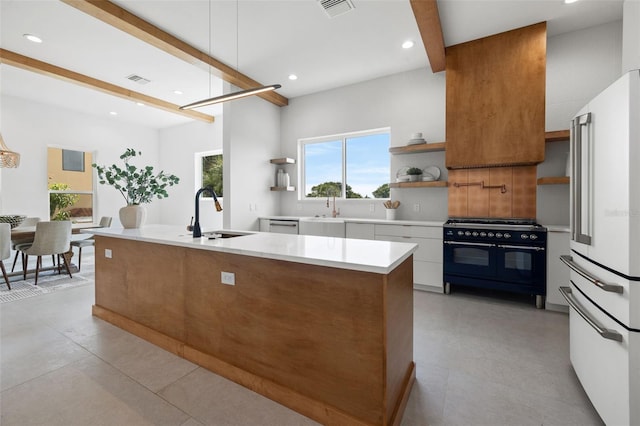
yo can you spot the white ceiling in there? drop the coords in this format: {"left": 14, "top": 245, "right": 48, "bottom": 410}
{"left": 0, "top": 0, "right": 624, "bottom": 129}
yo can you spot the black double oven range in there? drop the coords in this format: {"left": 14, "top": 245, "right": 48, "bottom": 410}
{"left": 443, "top": 218, "right": 547, "bottom": 308}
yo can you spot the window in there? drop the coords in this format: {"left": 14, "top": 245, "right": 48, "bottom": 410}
{"left": 300, "top": 128, "right": 390, "bottom": 199}
{"left": 195, "top": 150, "right": 223, "bottom": 197}
{"left": 47, "top": 147, "right": 94, "bottom": 222}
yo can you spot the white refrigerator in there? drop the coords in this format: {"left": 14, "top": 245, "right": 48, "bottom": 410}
{"left": 559, "top": 69, "right": 640, "bottom": 425}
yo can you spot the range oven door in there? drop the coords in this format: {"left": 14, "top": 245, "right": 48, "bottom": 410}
{"left": 496, "top": 244, "right": 546, "bottom": 290}
{"left": 443, "top": 241, "right": 497, "bottom": 278}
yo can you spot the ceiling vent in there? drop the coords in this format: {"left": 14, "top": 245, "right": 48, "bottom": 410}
{"left": 318, "top": 0, "right": 355, "bottom": 18}
{"left": 126, "top": 74, "right": 151, "bottom": 85}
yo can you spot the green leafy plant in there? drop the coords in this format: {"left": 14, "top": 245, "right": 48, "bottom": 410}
{"left": 93, "top": 148, "right": 180, "bottom": 205}
{"left": 406, "top": 167, "right": 423, "bottom": 175}
{"left": 49, "top": 182, "right": 80, "bottom": 221}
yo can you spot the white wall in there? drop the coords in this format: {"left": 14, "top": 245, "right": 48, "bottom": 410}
{"left": 223, "top": 86, "right": 281, "bottom": 231}
{"left": 0, "top": 95, "right": 161, "bottom": 226}
{"left": 158, "top": 119, "right": 223, "bottom": 231}
{"left": 280, "top": 68, "right": 447, "bottom": 221}
{"left": 279, "top": 20, "right": 624, "bottom": 226}
{"left": 622, "top": 0, "right": 640, "bottom": 73}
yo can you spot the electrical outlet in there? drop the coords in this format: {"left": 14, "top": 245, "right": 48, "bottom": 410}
{"left": 369, "top": 203, "right": 375, "bottom": 212}
{"left": 413, "top": 203, "right": 420, "bottom": 212}
{"left": 221, "top": 271, "right": 235, "bottom": 285}
{"left": 105, "top": 249, "right": 112, "bottom": 259}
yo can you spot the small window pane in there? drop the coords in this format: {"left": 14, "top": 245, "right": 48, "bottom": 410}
{"left": 202, "top": 154, "right": 223, "bottom": 197}
{"left": 346, "top": 133, "right": 390, "bottom": 199}
{"left": 304, "top": 140, "right": 342, "bottom": 197}
{"left": 62, "top": 149, "right": 85, "bottom": 172}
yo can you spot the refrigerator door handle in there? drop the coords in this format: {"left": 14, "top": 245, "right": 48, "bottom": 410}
{"left": 560, "top": 255, "right": 624, "bottom": 293}
{"left": 559, "top": 286, "right": 623, "bottom": 342}
{"left": 571, "top": 113, "right": 593, "bottom": 245}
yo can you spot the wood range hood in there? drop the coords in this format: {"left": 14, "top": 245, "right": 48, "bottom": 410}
{"left": 445, "top": 22, "right": 547, "bottom": 219}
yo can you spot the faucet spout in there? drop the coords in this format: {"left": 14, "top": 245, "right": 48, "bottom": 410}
{"left": 193, "top": 186, "right": 222, "bottom": 238}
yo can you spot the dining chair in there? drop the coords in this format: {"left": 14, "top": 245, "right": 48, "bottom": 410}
{"left": 20, "top": 221, "right": 72, "bottom": 285}
{"left": 11, "top": 217, "right": 41, "bottom": 272}
{"left": 1, "top": 223, "right": 12, "bottom": 289}
{"left": 70, "top": 216, "right": 112, "bottom": 271}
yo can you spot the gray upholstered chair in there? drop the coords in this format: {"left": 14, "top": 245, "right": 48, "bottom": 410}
{"left": 70, "top": 216, "right": 112, "bottom": 271}
{"left": 1, "top": 223, "right": 11, "bottom": 289}
{"left": 11, "top": 217, "right": 41, "bottom": 272}
{"left": 20, "top": 221, "right": 72, "bottom": 285}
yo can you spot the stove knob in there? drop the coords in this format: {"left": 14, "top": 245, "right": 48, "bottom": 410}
{"left": 495, "top": 233, "right": 503, "bottom": 238}
{"left": 503, "top": 233, "right": 511, "bottom": 238}
{"left": 458, "top": 231, "right": 464, "bottom": 236}
{"left": 480, "top": 232, "right": 487, "bottom": 237}
{"left": 488, "top": 232, "right": 495, "bottom": 238}
{"left": 472, "top": 232, "right": 479, "bottom": 237}
{"left": 521, "top": 234, "right": 529, "bottom": 239}
{"left": 465, "top": 231, "right": 471, "bottom": 236}
{"left": 529, "top": 234, "right": 538, "bottom": 240}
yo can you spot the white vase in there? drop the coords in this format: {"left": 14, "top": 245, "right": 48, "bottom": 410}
{"left": 386, "top": 209, "right": 397, "bottom": 220}
{"left": 119, "top": 205, "right": 147, "bottom": 229}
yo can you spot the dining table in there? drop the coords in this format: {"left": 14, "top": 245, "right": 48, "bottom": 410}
{"left": 8, "top": 222, "right": 104, "bottom": 281}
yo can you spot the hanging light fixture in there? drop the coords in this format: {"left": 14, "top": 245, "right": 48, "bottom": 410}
{"left": 0, "top": 133, "right": 20, "bottom": 168}
{"left": 180, "top": 0, "right": 280, "bottom": 110}
{"left": 180, "top": 84, "right": 281, "bottom": 110}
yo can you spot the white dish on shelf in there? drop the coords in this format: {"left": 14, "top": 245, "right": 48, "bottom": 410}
{"left": 396, "top": 177, "right": 410, "bottom": 182}
{"left": 407, "top": 138, "right": 427, "bottom": 145}
{"left": 423, "top": 165, "right": 441, "bottom": 181}
{"left": 422, "top": 174, "right": 435, "bottom": 182}
{"left": 396, "top": 166, "right": 410, "bottom": 179}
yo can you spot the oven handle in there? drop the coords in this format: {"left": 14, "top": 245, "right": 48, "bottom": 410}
{"left": 559, "top": 286, "right": 623, "bottom": 342}
{"left": 443, "top": 241, "right": 494, "bottom": 247}
{"left": 497, "top": 244, "right": 545, "bottom": 251}
{"left": 559, "top": 255, "right": 624, "bottom": 293}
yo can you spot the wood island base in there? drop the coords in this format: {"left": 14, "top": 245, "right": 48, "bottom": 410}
{"left": 93, "top": 236, "right": 415, "bottom": 425}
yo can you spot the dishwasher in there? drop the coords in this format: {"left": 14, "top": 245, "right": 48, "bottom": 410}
{"left": 268, "top": 219, "right": 299, "bottom": 234}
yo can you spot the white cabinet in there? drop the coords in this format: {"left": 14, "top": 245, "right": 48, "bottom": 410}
{"left": 546, "top": 229, "right": 570, "bottom": 309}
{"left": 374, "top": 224, "right": 442, "bottom": 291}
{"left": 345, "top": 222, "right": 375, "bottom": 240}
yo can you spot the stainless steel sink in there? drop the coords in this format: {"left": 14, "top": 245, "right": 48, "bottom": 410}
{"left": 204, "top": 230, "right": 251, "bottom": 239}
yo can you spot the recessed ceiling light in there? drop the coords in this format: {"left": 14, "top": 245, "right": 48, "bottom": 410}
{"left": 109, "top": 111, "right": 118, "bottom": 116}
{"left": 402, "top": 40, "right": 414, "bottom": 49}
{"left": 288, "top": 74, "right": 298, "bottom": 81}
{"left": 564, "top": 0, "right": 579, "bottom": 3}
{"left": 136, "top": 102, "right": 145, "bottom": 106}
{"left": 23, "top": 34, "right": 43, "bottom": 43}
{"left": 173, "top": 90, "right": 183, "bottom": 95}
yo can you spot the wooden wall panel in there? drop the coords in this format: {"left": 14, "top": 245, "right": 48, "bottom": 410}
{"left": 512, "top": 166, "right": 537, "bottom": 219}
{"left": 489, "top": 167, "right": 513, "bottom": 218}
{"left": 445, "top": 22, "right": 546, "bottom": 169}
{"left": 467, "top": 169, "right": 490, "bottom": 217}
{"left": 447, "top": 169, "right": 468, "bottom": 217}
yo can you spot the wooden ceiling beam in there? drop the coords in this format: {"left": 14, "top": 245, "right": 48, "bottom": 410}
{"left": 0, "top": 49, "right": 214, "bottom": 123}
{"left": 410, "top": 0, "right": 446, "bottom": 73}
{"left": 60, "top": 0, "right": 289, "bottom": 107}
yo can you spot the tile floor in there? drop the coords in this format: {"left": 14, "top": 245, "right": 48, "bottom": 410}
{"left": 0, "top": 247, "right": 604, "bottom": 426}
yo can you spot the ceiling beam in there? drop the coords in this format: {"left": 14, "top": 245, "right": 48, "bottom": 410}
{"left": 410, "top": 0, "right": 446, "bottom": 73}
{"left": 0, "top": 49, "right": 214, "bottom": 123}
{"left": 60, "top": 0, "right": 289, "bottom": 107}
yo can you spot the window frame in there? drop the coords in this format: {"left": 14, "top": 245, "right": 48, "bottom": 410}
{"left": 298, "top": 127, "right": 390, "bottom": 201}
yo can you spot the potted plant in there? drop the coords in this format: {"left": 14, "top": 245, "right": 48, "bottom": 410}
{"left": 93, "top": 148, "right": 180, "bottom": 228}
{"left": 406, "top": 167, "right": 423, "bottom": 182}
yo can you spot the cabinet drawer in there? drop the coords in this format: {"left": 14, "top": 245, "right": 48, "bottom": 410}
{"left": 376, "top": 235, "right": 442, "bottom": 262}
{"left": 375, "top": 224, "right": 441, "bottom": 239}
{"left": 568, "top": 283, "right": 637, "bottom": 426}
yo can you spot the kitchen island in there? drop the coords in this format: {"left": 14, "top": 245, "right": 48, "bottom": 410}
{"left": 85, "top": 225, "right": 417, "bottom": 426}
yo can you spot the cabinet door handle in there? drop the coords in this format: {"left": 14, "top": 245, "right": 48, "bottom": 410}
{"left": 559, "top": 286, "right": 623, "bottom": 342}
{"left": 560, "top": 255, "right": 623, "bottom": 293}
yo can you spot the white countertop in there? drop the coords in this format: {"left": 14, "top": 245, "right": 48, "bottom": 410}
{"left": 260, "top": 216, "right": 445, "bottom": 227}
{"left": 83, "top": 225, "right": 417, "bottom": 274}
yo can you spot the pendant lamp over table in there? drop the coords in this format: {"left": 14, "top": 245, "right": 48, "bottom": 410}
{"left": 0, "top": 133, "right": 20, "bottom": 168}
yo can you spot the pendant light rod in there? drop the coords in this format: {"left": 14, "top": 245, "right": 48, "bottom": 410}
{"left": 0, "top": 132, "right": 20, "bottom": 168}
{"left": 180, "top": 84, "right": 282, "bottom": 110}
